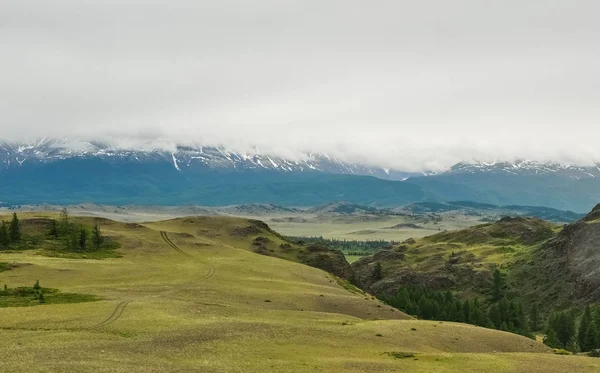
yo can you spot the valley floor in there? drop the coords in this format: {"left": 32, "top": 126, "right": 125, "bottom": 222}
{"left": 0, "top": 213, "right": 599, "bottom": 372}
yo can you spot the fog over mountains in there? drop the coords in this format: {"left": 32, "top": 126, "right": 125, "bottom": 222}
{"left": 1, "top": 138, "right": 599, "bottom": 212}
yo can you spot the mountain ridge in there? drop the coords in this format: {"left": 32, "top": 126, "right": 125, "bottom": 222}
{"left": 2, "top": 139, "right": 600, "bottom": 212}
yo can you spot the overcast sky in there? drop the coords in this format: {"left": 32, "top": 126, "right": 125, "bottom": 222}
{"left": 2, "top": 1, "right": 600, "bottom": 171}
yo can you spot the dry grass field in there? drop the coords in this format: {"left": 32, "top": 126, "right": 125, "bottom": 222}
{"left": 0, "top": 213, "right": 598, "bottom": 372}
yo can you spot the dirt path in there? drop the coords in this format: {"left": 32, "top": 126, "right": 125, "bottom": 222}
{"left": 160, "top": 231, "right": 216, "bottom": 280}
{"left": 90, "top": 300, "right": 131, "bottom": 329}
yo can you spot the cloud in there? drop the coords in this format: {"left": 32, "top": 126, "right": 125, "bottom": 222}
{"left": 2, "top": 1, "right": 600, "bottom": 171}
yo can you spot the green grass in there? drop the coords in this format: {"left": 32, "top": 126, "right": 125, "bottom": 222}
{"left": 0, "top": 262, "right": 14, "bottom": 272}
{"left": 345, "top": 255, "right": 364, "bottom": 263}
{"left": 0, "top": 287, "right": 100, "bottom": 308}
{"left": 38, "top": 247, "right": 122, "bottom": 259}
{"left": 0, "top": 213, "right": 599, "bottom": 372}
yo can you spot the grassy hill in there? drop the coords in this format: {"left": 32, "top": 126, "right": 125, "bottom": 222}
{"left": 352, "top": 217, "right": 556, "bottom": 297}
{"left": 352, "top": 205, "right": 600, "bottom": 319}
{"left": 0, "top": 213, "right": 599, "bottom": 372}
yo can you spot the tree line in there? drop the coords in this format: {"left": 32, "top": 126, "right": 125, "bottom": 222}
{"left": 0, "top": 210, "right": 104, "bottom": 252}
{"left": 544, "top": 306, "right": 600, "bottom": 353}
{"left": 286, "top": 236, "right": 395, "bottom": 255}
{"left": 382, "top": 265, "right": 600, "bottom": 352}
{"left": 51, "top": 209, "right": 104, "bottom": 252}
{"left": 383, "top": 283, "right": 532, "bottom": 338}
{"left": 0, "top": 213, "right": 22, "bottom": 248}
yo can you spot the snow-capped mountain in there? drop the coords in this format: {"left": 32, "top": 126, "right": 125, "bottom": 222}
{"left": 2, "top": 138, "right": 600, "bottom": 212}
{"left": 0, "top": 138, "right": 414, "bottom": 180}
{"left": 445, "top": 160, "right": 600, "bottom": 179}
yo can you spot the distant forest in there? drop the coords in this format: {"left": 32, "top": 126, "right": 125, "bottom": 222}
{"left": 284, "top": 236, "right": 395, "bottom": 255}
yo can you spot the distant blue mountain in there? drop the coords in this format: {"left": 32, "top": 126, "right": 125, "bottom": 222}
{"left": 1, "top": 140, "right": 599, "bottom": 212}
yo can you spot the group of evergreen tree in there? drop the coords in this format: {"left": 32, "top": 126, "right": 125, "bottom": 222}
{"left": 286, "top": 236, "right": 395, "bottom": 255}
{"left": 49, "top": 209, "right": 103, "bottom": 252}
{"left": 384, "top": 285, "right": 532, "bottom": 338}
{"left": 385, "top": 265, "right": 600, "bottom": 353}
{"left": 544, "top": 306, "right": 600, "bottom": 352}
{"left": 0, "top": 213, "right": 22, "bottom": 249}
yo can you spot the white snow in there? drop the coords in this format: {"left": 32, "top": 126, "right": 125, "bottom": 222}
{"left": 267, "top": 156, "right": 278, "bottom": 168}
{"left": 171, "top": 153, "right": 181, "bottom": 171}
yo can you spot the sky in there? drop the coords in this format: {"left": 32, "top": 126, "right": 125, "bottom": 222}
{"left": 2, "top": 1, "right": 600, "bottom": 171}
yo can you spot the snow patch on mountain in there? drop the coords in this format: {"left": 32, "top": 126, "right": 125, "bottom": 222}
{"left": 0, "top": 138, "right": 417, "bottom": 180}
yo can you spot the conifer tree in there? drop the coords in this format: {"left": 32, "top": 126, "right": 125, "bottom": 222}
{"left": 566, "top": 337, "right": 580, "bottom": 353}
{"left": 59, "top": 208, "right": 72, "bottom": 237}
{"left": 489, "top": 304, "right": 502, "bottom": 329}
{"left": 516, "top": 301, "right": 530, "bottom": 336}
{"left": 463, "top": 299, "right": 472, "bottom": 324}
{"left": 394, "top": 288, "right": 410, "bottom": 311}
{"left": 579, "top": 306, "right": 592, "bottom": 350}
{"left": 583, "top": 321, "right": 599, "bottom": 352}
{"left": 92, "top": 224, "right": 103, "bottom": 250}
{"left": 0, "top": 221, "right": 9, "bottom": 248}
{"left": 492, "top": 269, "right": 504, "bottom": 301}
{"left": 549, "top": 312, "right": 576, "bottom": 348}
{"left": 529, "top": 303, "right": 540, "bottom": 331}
{"left": 544, "top": 328, "right": 561, "bottom": 348}
{"left": 48, "top": 220, "right": 59, "bottom": 239}
{"left": 372, "top": 262, "right": 383, "bottom": 281}
{"left": 79, "top": 227, "right": 87, "bottom": 251}
{"left": 8, "top": 212, "right": 21, "bottom": 242}
{"left": 33, "top": 280, "right": 40, "bottom": 291}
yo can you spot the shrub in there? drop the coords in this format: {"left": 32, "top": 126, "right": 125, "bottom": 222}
{"left": 387, "top": 352, "right": 416, "bottom": 359}
{"left": 553, "top": 349, "right": 571, "bottom": 355}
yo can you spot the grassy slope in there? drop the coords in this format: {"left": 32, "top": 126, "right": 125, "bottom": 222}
{"left": 0, "top": 213, "right": 597, "bottom": 372}
{"left": 352, "top": 217, "right": 560, "bottom": 303}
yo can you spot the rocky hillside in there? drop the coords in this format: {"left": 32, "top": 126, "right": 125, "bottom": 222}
{"left": 353, "top": 204, "right": 600, "bottom": 314}
{"left": 352, "top": 217, "right": 556, "bottom": 297}
{"left": 525, "top": 204, "right": 600, "bottom": 306}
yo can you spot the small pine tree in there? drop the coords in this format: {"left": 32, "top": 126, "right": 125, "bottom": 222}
{"left": 8, "top": 212, "right": 21, "bottom": 242}
{"left": 33, "top": 280, "right": 40, "bottom": 291}
{"left": 60, "top": 208, "right": 70, "bottom": 226}
{"left": 544, "top": 328, "right": 561, "bottom": 348}
{"left": 79, "top": 227, "right": 88, "bottom": 251}
{"left": 463, "top": 299, "right": 472, "bottom": 324}
{"left": 579, "top": 306, "right": 592, "bottom": 350}
{"left": 91, "top": 224, "right": 103, "bottom": 250}
{"left": 529, "top": 303, "right": 540, "bottom": 331}
{"left": 0, "top": 221, "right": 9, "bottom": 248}
{"left": 394, "top": 288, "right": 411, "bottom": 311}
{"left": 492, "top": 269, "right": 504, "bottom": 302}
{"left": 516, "top": 302, "right": 530, "bottom": 336}
{"left": 566, "top": 336, "right": 580, "bottom": 354}
{"left": 48, "top": 220, "right": 59, "bottom": 239}
{"left": 59, "top": 208, "right": 73, "bottom": 237}
{"left": 583, "top": 321, "right": 599, "bottom": 352}
{"left": 372, "top": 262, "right": 383, "bottom": 281}
{"left": 500, "top": 321, "right": 509, "bottom": 331}
{"left": 550, "top": 312, "right": 576, "bottom": 348}
{"left": 489, "top": 304, "right": 502, "bottom": 329}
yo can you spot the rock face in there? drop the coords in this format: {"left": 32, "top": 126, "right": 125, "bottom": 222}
{"left": 538, "top": 204, "right": 600, "bottom": 302}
